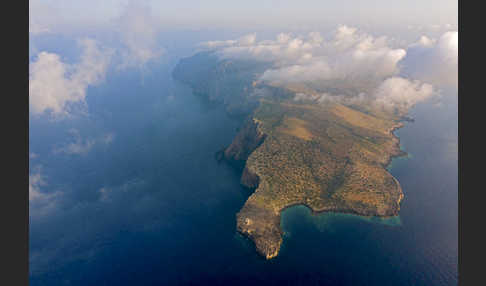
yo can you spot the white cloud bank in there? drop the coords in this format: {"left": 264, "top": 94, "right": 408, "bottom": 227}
{"left": 201, "top": 26, "right": 457, "bottom": 108}
{"left": 29, "top": 38, "right": 113, "bottom": 117}
{"left": 373, "top": 77, "right": 436, "bottom": 110}
{"left": 204, "top": 26, "right": 407, "bottom": 87}
{"left": 292, "top": 76, "right": 436, "bottom": 110}
{"left": 401, "top": 31, "right": 458, "bottom": 87}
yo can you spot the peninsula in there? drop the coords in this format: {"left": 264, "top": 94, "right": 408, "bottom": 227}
{"left": 173, "top": 51, "right": 406, "bottom": 259}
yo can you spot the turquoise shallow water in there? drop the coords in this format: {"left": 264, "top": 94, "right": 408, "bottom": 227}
{"left": 281, "top": 206, "right": 402, "bottom": 234}
{"left": 29, "top": 36, "right": 457, "bottom": 285}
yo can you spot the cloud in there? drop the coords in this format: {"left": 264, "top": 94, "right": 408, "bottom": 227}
{"left": 200, "top": 26, "right": 455, "bottom": 110}
{"left": 53, "top": 129, "right": 115, "bottom": 155}
{"left": 401, "top": 31, "right": 458, "bottom": 87}
{"left": 29, "top": 38, "right": 113, "bottom": 117}
{"left": 293, "top": 91, "right": 366, "bottom": 105}
{"left": 201, "top": 27, "right": 458, "bottom": 92}
{"left": 201, "top": 33, "right": 257, "bottom": 49}
{"left": 29, "top": 171, "right": 47, "bottom": 201}
{"left": 290, "top": 77, "right": 437, "bottom": 112}
{"left": 293, "top": 92, "right": 336, "bottom": 104}
{"left": 54, "top": 137, "right": 95, "bottom": 155}
{"left": 30, "top": 168, "right": 62, "bottom": 218}
{"left": 373, "top": 77, "right": 437, "bottom": 110}
{"left": 204, "top": 26, "right": 406, "bottom": 87}
{"left": 115, "top": 0, "right": 163, "bottom": 69}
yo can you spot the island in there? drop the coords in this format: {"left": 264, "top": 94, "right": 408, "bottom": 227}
{"left": 173, "top": 51, "right": 407, "bottom": 259}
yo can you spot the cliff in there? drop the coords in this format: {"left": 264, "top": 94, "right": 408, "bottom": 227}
{"left": 223, "top": 118, "right": 266, "bottom": 170}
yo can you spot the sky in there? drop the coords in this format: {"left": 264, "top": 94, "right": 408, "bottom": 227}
{"left": 30, "top": 0, "right": 457, "bottom": 32}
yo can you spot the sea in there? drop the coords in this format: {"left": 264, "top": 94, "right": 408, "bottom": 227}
{"left": 29, "top": 33, "right": 458, "bottom": 286}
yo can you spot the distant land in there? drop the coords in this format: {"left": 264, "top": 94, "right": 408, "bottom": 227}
{"left": 173, "top": 51, "right": 409, "bottom": 259}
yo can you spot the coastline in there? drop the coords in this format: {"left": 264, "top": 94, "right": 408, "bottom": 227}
{"left": 221, "top": 112, "right": 409, "bottom": 260}
{"left": 234, "top": 115, "right": 408, "bottom": 259}
{"left": 174, "top": 73, "right": 408, "bottom": 260}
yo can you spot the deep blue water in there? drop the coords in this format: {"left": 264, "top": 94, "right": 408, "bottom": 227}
{"left": 29, "top": 39, "right": 457, "bottom": 285}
